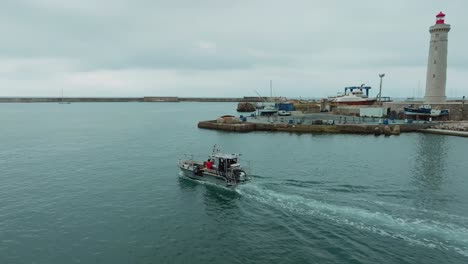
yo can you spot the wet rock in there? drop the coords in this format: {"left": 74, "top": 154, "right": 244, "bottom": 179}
{"left": 383, "top": 126, "right": 391, "bottom": 136}
{"left": 374, "top": 127, "right": 381, "bottom": 136}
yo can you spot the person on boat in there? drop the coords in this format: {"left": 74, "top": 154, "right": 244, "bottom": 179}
{"left": 206, "top": 159, "right": 213, "bottom": 170}
{"left": 219, "top": 159, "right": 225, "bottom": 175}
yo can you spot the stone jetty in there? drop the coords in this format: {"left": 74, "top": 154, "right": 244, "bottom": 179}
{"left": 419, "top": 121, "right": 468, "bottom": 137}
{"left": 198, "top": 120, "right": 430, "bottom": 135}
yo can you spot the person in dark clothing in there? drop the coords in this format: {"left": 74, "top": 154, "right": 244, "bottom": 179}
{"left": 219, "top": 159, "right": 225, "bottom": 175}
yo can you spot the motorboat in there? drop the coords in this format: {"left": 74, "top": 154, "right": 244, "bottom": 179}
{"left": 278, "top": 110, "right": 291, "bottom": 116}
{"left": 403, "top": 104, "right": 449, "bottom": 116}
{"left": 331, "top": 85, "right": 377, "bottom": 105}
{"left": 333, "top": 94, "right": 376, "bottom": 105}
{"left": 177, "top": 145, "right": 249, "bottom": 187}
{"left": 259, "top": 104, "right": 278, "bottom": 115}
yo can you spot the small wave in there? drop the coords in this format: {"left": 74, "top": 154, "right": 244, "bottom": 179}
{"left": 247, "top": 174, "right": 272, "bottom": 179}
{"left": 356, "top": 198, "right": 468, "bottom": 223}
{"left": 284, "top": 179, "right": 326, "bottom": 185}
{"left": 282, "top": 179, "right": 327, "bottom": 188}
{"left": 375, "top": 192, "right": 412, "bottom": 199}
{"left": 280, "top": 180, "right": 371, "bottom": 194}
{"left": 334, "top": 184, "right": 371, "bottom": 190}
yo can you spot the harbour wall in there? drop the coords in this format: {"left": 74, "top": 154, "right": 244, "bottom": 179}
{"left": 419, "top": 128, "right": 468, "bottom": 137}
{"left": 198, "top": 120, "right": 430, "bottom": 134}
{"left": 0, "top": 97, "right": 142, "bottom": 103}
{"left": 0, "top": 97, "right": 262, "bottom": 103}
{"left": 145, "top": 96, "right": 263, "bottom": 102}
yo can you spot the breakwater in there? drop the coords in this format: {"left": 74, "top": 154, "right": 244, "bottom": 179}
{"left": 198, "top": 120, "right": 431, "bottom": 134}
{"left": 0, "top": 97, "right": 143, "bottom": 103}
{"left": 419, "top": 128, "right": 468, "bottom": 137}
{"left": 0, "top": 96, "right": 262, "bottom": 103}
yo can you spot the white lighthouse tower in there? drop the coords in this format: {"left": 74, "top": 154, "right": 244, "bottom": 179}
{"left": 424, "top": 12, "right": 451, "bottom": 104}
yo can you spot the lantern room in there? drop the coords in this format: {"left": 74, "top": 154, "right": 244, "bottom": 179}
{"left": 436, "top": 12, "right": 445, "bottom": 24}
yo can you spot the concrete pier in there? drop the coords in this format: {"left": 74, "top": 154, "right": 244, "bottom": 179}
{"left": 419, "top": 129, "right": 468, "bottom": 137}
{"left": 198, "top": 120, "right": 430, "bottom": 135}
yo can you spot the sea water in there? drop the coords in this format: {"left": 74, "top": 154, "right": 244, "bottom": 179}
{"left": 1, "top": 102, "right": 467, "bottom": 263}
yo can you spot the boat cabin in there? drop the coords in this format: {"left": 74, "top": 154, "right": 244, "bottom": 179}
{"left": 209, "top": 152, "right": 241, "bottom": 172}
{"left": 344, "top": 86, "right": 371, "bottom": 97}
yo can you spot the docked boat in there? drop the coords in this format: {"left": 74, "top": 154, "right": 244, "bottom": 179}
{"left": 331, "top": 85, "right": 377, "bottom": 105}
{"left": 278, "top": 110, "right": 291, "bottom": 116}
{"left": 333, "top": 94, "right": 376, "bottom": 105}
{"left": 403, "top": 104, "right": 449, "bottom": 116}
{"left": 259, "top": 105, "right": 278, "bottom": 115}
{"left": 177, "top": 145, "right": 249, "bottom": 187}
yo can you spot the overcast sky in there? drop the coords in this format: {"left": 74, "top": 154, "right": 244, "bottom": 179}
{"left": 0, "top": 0, "right": 467, "bottom": 98}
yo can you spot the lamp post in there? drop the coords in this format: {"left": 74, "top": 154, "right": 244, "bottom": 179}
{"left": 462, "top": 95, "right": 466, "bottom": 120}
{"left": 378, "top": 73, "right": 385, "bottom": 103}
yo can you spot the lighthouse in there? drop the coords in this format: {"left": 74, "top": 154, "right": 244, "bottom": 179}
{"left": 424, "top": 12, "right": 451, "bottom": 104}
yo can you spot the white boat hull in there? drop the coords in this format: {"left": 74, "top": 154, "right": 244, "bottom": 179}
{"left": 177, "top": 160, "right": 247, "bottom": 187}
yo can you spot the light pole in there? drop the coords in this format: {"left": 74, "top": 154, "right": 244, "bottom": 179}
{"left": 378, "top": 73, "right": 385, "bottom": 103}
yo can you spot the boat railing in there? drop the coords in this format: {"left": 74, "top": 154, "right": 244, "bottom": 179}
{"left": 180, "top": 154, "right": 195, "bottom": 168}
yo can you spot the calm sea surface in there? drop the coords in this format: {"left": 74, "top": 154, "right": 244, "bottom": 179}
{"left": 1, "top": 102, "right": 467, "bottom": 264}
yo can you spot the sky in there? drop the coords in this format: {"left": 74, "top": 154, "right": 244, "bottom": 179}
{"left": 0, "top": 0, "right": 467, "bottom": 98}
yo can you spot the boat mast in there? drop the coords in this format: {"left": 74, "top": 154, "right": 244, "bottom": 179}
{"left": 417, "top": 80, "right": 421, "bottom": 99}
{"left": 270, "top": 80, "right": 272, "bottom": 102}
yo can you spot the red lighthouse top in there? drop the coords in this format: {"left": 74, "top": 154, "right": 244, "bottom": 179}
{"left": 436, "top": 11, "right": 446, "bottom": 24}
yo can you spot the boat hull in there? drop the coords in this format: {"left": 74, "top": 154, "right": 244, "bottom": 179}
{"left": 334, "top": 99, "right": 376, "bottom": 105}
{"left": 404, "top": 107, "right": 449, "bottom": 116}
{"left": 403, "top": 107, "right": 431, "bottom": 115}
{"left": 177, "top": 162, "right": 244, "bottom": 187}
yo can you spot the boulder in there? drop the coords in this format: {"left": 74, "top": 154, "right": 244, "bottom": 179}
{"left": 383, "top": 126, "right": 391, "bottom": 136}
{"left": 237, "top": 102, "right": 256, "bottom": 112}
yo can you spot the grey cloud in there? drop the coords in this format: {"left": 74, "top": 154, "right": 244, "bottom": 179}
{"left": 0, "top": 0, "right": 467, "bottom": 97}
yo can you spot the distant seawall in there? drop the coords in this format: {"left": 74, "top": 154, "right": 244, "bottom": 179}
{"left": 0, "top": 97, "right": 142, "bottom": 103}
{"left": 0, "top": 97, "right": 262, "bottom": 103}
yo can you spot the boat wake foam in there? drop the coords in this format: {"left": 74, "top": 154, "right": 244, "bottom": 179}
{"left": 238, "top": 183, "right": 468, "bottom": 257}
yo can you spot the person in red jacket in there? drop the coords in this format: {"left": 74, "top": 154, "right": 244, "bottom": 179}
{"left": 206, "top": 159, "right": 213, "bottom": 170}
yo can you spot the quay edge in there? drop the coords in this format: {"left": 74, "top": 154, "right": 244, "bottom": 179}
{"left": 418, "top": 128, "right": 468, "bottom": 137}
{"left": 197, "top": 120, "right": 431, "bottom": 134}
{"left": 0, "top": 96, "right": 263, "bottom": 103}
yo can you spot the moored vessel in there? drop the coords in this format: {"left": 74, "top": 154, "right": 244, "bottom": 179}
{"left": 333, "top": 94, "right": 376, "bottom": 105}
{"left": 332, "top": 85, "right": 376, "bottom": 105}
{"left": 403, "top": 104, "right": 449, "bottom": 116}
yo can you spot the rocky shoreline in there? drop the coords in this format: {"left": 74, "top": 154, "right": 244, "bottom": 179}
{"left": 418, "top": 121, "right": 468, "bottom": 137}
{"left": 430, "top": 121, "right": 468, "bottom": 131}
